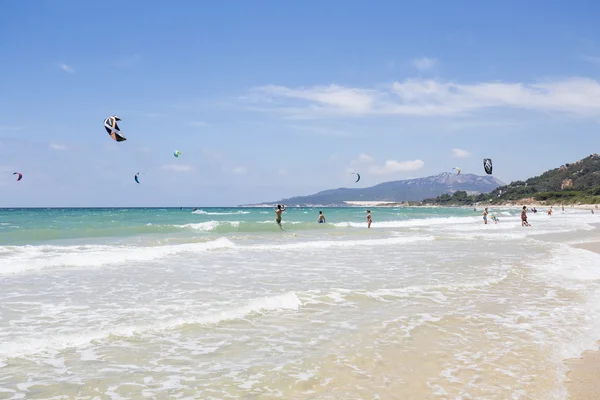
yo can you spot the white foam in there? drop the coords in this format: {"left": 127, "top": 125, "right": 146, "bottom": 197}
{"left": 249, "top": 235, "right": 435, "bottom": 251}
{"left": 0, "top": 237, "right": 236, "bottom": 275}
{"left": 192, "top": 210, "right": 250, "bottom": 215}
{"left": 176, "top": 221, "right": 241, "bottom": 231}
{"left": 0, "top": 292, "right": 301, "bottom": 360}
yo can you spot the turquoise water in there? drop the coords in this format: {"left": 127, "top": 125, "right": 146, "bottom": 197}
{"left": 1, "top": 206, "right": 600, "bottom": 399}
{"left": 0, "top": 207, "right": 477, "bottom": 245}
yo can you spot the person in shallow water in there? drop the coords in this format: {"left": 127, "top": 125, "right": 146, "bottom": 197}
{"left": 521, "top": 206, "right": 531, "bottom": 227}
{"left": 366, "top": 210, "right": 372, "bottom": 228}
{"left": 482, "top": 207, "right": 488, "bottom": 224}
{"left": 317, "top": 211, "right": 326, "bottom": 223}
{"left": 274, "top": 204, "right": 286, "bottom": 229}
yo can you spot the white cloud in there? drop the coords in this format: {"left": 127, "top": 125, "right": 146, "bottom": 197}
{"left": 347, "top": 153, "right": 424, "bottom": 175}
{"left": 232, "top": 166, "right": 247, "bottom": 175}
{"left": 451, "top": 148, "right": 471, "bottom": 158}
{"left": 358, "top": 153, "right": 373, "bottom": 163}
{"left": 412, "top": 57, "right": 438, "bottom": 71}
{"left": 49, "top": 143, "right": 67, "bottom": 151}
{"left": 59, "top": 64, "right": 74, "bottom": 74}
{"left": 161, "top": 164, "right": 194, "bottom": 172}
{"left": 242, "top": 77, "right": 600, "bottom": 118}
{"left": 369, "top": 159, "right": 425, "bottom": 175}
{"left": 248, "top": 84, "right": 376, "bottom": 115}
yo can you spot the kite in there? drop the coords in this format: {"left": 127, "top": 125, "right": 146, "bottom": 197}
{"left": 104, "top": 115, "right": 127, "bottom": 142}
{"left": 134, "top": 172, "right": 140, "bottom": 184}
{"left": 453, "top": 167, "right": 461, "bottom": 175}
{"left": 174, "top": 150, "right": 181, "bottom": 158}
{"left": 483, "top": 158, "right": 493, "bottom": 175}
{"left": 13, "top": 172, "right": 22, "bottom": 181}
{"left": 352, "top": 172, "right": 360, "bottom": 183}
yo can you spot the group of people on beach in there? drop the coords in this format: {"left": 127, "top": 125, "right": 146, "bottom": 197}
{"left": 274, "top": 205, "right": 372, "bottom": 229}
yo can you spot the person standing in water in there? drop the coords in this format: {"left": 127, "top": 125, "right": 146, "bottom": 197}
{"left": 317, "top": 211, "right": 326, "bottom": 223}
{"left": 483, "top": 208, "right": 489, "bottom": 225}
{"left": 274, "top": 204, "right": 286, "bottom": 229}
{"left": 366, "top": 210, "right": 372, "bottom": 228}
{"left": 521, "top": 206, "right": 530, "bottom": 227}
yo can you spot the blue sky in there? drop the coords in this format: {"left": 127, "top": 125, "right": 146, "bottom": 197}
{"left": 2, "top": 0, "right": 600, "bottom": 206}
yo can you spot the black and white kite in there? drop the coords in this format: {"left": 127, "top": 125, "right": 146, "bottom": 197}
{"left": 483, "top": 158, "right": 493, "bottom": 175}
{"left": 104, "top": 115, "right": 127, "bottom": 142}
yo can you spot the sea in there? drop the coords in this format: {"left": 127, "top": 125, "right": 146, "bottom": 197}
{"left": 0, "top": 206, "right": 599, "bottom": 399}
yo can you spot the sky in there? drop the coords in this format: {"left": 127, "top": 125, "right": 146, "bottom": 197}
{"left": 2, "top": 0, "right": 600, "bottom": 206}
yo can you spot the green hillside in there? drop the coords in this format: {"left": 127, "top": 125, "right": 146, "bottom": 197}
{"left": 421, "top": 154, "right": 600, "bottom": 206}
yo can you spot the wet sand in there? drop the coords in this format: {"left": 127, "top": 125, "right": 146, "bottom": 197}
{"left": 565, "top": 240, "right": 600, "bottom": 400}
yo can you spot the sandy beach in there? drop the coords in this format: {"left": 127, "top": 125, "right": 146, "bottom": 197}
{"left": 565, "top": 240, "right": 600, "bottom": 400}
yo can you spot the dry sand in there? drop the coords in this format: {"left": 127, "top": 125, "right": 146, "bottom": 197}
{"left": 565, "top": 240, "right": 600, "bottom": 399}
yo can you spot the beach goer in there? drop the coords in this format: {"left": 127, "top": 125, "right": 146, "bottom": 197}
{"left": 317, "top": 211, "right": 326, "bottom": 223}
{"left": 521, "top": 206, "right": 530, "bottom": 227}
{"left": 483, "top": 208, "right": 488, "bottom": 225}
{"left": 547, "top": 207, "right": 553, "bottom": 216}
{"left": 491, "top": 215, "right": 499, "bottom": 224}
{"left": 366, "top": 210, "right": 372, "bottom": 229}
{"left": 274, "top": 204, "right": 286, "bottom": 229}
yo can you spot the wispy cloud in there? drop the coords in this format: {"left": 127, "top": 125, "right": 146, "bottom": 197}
{"left": 161, "top": 164, "right": 194, "bottom": 172}
{"left": 49, "top": 143, "right": 67, "bottom": 151}
{"left": 369, "top": 159, "right": 425, "bottom": 175}
{"left": 59, "top": 64, "right": 74, "bottom": 74}
{"left": 412, "top": 57, "right": 438, "bottom": 71}
{"left": 348, "top": 153, "right": 424, "bottom": 175}
{"left": 358, "top": 153, "right": 374, "bottom": 163}
{"left": 242, "top": 77, "right": 600, "bottom": 119}
{"left": 451, "top": 148, "right": 471, "bottom": 158}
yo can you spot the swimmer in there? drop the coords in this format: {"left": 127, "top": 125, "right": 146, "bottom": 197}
{"left": 274, "top": 204, "right": 286, "bottom": 229}
{"left": 317, "top": 211, "right": 326, "bottom": 224}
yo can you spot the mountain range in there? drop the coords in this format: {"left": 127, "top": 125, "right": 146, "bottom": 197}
{"left": 242, "top": 173, "right": 505, "bottom": 206}
{"left": 421, "top": 153, "right": 600, "bottom": 205}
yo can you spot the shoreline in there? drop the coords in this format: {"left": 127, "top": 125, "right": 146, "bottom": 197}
{"left": 565, "top": 240, "right": 600, "bottom": 399}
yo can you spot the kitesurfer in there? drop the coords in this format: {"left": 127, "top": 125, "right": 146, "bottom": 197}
{"left": 317, "top": 211, "right": 326, "bottom": 224}
{"left": 366, "top": 210, "right": 372, "bottom": 229}
{"left": 275, "top": 204, "right": 286, "bottom": 229}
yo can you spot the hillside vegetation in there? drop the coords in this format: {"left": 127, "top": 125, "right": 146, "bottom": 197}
{"left": 421, "top": 154, "right": 600, "bottom": 206}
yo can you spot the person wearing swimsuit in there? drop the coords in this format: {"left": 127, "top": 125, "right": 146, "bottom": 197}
{"left": 317, "top": 211, "right": 326, "bottom": 224}
{"left": 275, "top": 204, "right": 286, "bottom": 229}
{"left": 521, "top": 206, "right": 530, "bottom": 227}
{"left": 366, "top": 210, "right": 372, "bottom": 228}
{"left": 483, "top": 208, "right": 488, "bottom": 224}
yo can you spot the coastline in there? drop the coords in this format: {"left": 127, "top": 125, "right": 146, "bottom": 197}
{"left": 565, "top": 240, "right": 600, "bottom": 399}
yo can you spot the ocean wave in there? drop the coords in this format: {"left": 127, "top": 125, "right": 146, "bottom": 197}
{"left": 0, "top": 237, "right": 236, "bottom": 275}
{"left": 0, "top": 292, "right": 301, "bottom": 360}
{"left": 192, "top": 210, "right": 251, "bottom": 215}
{"left": 0, "top": 235, "right": 435, "bottom": 274}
